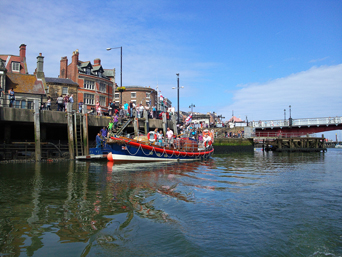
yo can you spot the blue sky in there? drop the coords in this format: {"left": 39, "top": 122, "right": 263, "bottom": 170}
{"left": 1, "top": 0, "right": 341, "bottom": 137}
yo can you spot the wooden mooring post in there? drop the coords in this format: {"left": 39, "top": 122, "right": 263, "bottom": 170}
{"left": 33, "top": 100, "right": 41, "bottom": 161}
{"left": 264, "top": 135, "right": 327, "bottom": 152}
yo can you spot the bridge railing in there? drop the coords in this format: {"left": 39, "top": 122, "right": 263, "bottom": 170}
{"left": 253, "top": 132, "right": 318, "bottom": 138}
{"left": 252, "top": 116, "right": 342, "bottom": 129}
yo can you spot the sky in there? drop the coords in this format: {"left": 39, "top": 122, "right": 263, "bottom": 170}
{"left": 1, "top": 0, "right": 341, "bottom": 138}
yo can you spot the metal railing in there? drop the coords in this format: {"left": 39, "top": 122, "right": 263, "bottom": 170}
{"left": 252, "top": 116, "right": 342, "bottom": 129}
{"left": 253, "top": 132, "right": 318, "bottom": 138}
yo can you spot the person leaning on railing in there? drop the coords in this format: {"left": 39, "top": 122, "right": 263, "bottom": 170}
{"left": 9, "top": 88, "right": 15, "bottom": 107}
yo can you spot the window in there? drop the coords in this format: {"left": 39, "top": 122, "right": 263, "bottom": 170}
{"left": 84, "top": 93, "right": 95, "bottom": 105}
{"left": 84, "top": 80, "right": 95, "bottom": 90}
{"left": 146, "top": 92, "right": 150, "bottom": 99}
{"left": 12, "top": 62, "right": 20, "bottom": 72}
{"left": 27, "top": 101, "right": 33, "bottom": 109}
{"left": 131, "top": 92, "right": 136, "bottom": 98}
{"left": 98, "top": 71, "right": 102, "bottom": 78}
{"left": 99, "top": 96, "right": 106, "bottom": 106}
{"left": 21, "top": 100, "right": 26, "bottom": 109}
{"left": 99, "top": 83, "right": 106, "bottom": 93}
{"left": 62, "top": 87, "right": 68, "bottom": 95}
{"left": 131, "top": 100, "right": 136, "bottom": 106}
{"left": 86, "top": 68, "right": 91, "bottom": 75}
{"left": 115, "top": 93, "right": 120, "bottom": 99}
{"left": 14, "top": 100, "right": 20, "bottom": 108}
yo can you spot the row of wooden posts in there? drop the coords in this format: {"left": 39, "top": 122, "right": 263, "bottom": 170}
{"left": 33, "top": 100, "right": 176, "bottom": 161}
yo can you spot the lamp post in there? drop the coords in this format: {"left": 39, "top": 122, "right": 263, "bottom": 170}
{"left": 213, "top": 112, "right": 215, "bottom": 127}
{"left": 172, "top": 73, "right": 183, "bottom": 124}
{"left": 189, "top": 103, "right": 195, "bottom": 114}
{"left": 284, "top": 109, "right": 286, "bottom": 124}
{"left": 106, "top": 46, "right": 122, "bottom": 104}
{"left": 289, "top": 105, "right": 292, "bottom": 127}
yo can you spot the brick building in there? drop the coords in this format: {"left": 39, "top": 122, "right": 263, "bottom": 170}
{"left": 116, "top": 86, "right": 158, "bottom": 109}
{"left": 0, "top": 45, "right": 47, "bottom": 108}
{"left": 0, "top": 44, "right": 28, "bottom": 75}
{"left": 59, "top": 50, "right": 114, "bottom": 112}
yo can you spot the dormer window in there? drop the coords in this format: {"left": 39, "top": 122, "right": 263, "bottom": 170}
{"left": 12, "top": 62, "right": 20, "bottom": 72}
{"left": 86, "top": 68, "right": 91, "bottom": 75}
{"left": 98, "top": 71, "right": 102, "bottom": 78}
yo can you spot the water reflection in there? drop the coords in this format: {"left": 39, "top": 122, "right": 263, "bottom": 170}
{"left": 1, "top": 150, "right": 340, "bottom": 256}
{"left": 0, "top": 160, "right": 216, "bottom": 256}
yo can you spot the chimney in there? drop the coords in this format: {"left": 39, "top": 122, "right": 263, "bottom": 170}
{"left": 36, "top": 53, "right": 44, "bottom": 73}
{"left": 70, "top": 49, "right": 79, "bottom": 82}
{"left": 19, "top": 44, "right": 26, "bottom": 61}
{"left": 60, "top": 56, "right": 68, "bottom": 79}
{"left": 94, "top": 58, "right": 101, "bottom": 65}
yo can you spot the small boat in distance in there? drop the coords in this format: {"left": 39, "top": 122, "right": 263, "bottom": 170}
{"left": 335, "top": 143, "right": 342, "bottom": 149}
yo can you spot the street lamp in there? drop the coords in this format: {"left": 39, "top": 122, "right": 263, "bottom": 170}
{"left": 106, "top": 46, "right": 122, "bottom": 104}
{"left": 284, "top": 109, "right": 286, "bottom": 123}
{"left": 289, "top": 105, "right": 292, "bottom": 127}
{"left": 289, "top": 105, "right": 291, "bottom": 118}
{"left": 172, "top": 73, "right": 184, "bottom": 124}
{"left": 189, "top": 103, "right": 195, "bottom": 114}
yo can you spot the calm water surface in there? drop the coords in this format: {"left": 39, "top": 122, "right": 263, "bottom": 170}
{"left": 0, "top": 149, "right": 341, "bottom": 256}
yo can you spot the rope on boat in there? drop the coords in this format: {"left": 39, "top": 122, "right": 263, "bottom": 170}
{"left": 120, "top": 138, "right": 213, "bottom": 159}
{"left": 125, "top": 142, "right": 141, "bottom": 156}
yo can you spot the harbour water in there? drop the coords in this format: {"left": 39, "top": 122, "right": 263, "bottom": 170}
{"left": 0, "top": 149, "right": 341, "bottom": 256}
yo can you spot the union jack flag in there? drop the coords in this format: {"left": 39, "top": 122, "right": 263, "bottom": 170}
{"left": 185, "top": 113, "right": 192, "bottom": 124}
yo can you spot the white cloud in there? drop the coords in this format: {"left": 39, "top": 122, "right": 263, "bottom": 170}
{"left": 219, "top": 64, "right": 342, "bottom": 121}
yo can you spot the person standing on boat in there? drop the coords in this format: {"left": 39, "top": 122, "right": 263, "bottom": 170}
{"left": 100, "top": 127, "right": 107, "bottom": 140}
{"left": 166, "top": 127, "right": 174, "bottom": 146}
{"left": 96, "top": 132, "right": 103, "bottom": 148}
{"left": 157, "top": 130, "right": 164, "bottom": 146}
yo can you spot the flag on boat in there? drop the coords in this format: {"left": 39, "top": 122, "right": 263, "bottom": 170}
{"left": 185, "top": 113, "right": 192, "bottom": 124}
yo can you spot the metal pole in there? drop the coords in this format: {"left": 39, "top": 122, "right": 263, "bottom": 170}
{"left": 177, "top": 73, "right": 180, "bottom": 124}
{"left": 120, "top": 47, "right": 122, "bottom": 89}
{"left": 289, "top": 105, "right": 291, "bottom": 118}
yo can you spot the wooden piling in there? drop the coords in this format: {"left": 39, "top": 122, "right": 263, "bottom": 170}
{"left": 67, "top": 102, "right": 74, "bottom": 159}
{"left": 33, "top": 100, "right": 41, "bottom": 161}
{"left": 162, "top": 113, "right": 167, "bottom": 135}
{"left": 172, "top": 114, "right": 177, "bottom": 135}
{"left": 144, "top": 110, "right": 149, "bottom": 135}
{"left": 82, "top": 104, "right": 89, "bottom": 155}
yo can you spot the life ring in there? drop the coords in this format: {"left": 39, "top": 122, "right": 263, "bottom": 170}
{"left": 204, "top": 140, "right": 212, "bottom": 148}
{"left": 147, "top": 131, "right": 157, "bottom": 142}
